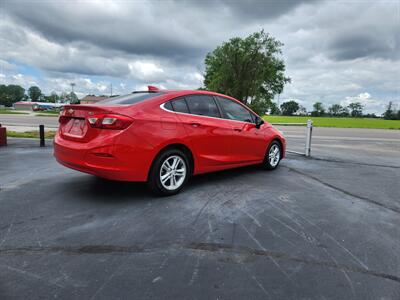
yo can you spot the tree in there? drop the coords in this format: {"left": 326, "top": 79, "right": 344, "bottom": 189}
{"left": 204, "top": 30, "right": 290, "bottom": 106}
{"left": 348, "top": 102, "right": 363, "bottom": 117}
{"left": 328, "top": 104, "right": 349, "bottom": 117}
{"left": 47, "top": 91, "right": 59, "bottom": 103}
{"left": 339, "top": 106, "right": 350, "bottom": 117}
{"left": 28, "top": 86, "right": 42, "bottom": 102}
{"left": 0, "top": 84, "right": 25, "bottom": 107}
{"left": 383, "top": 101, "right": 395, "bottom": 120}
{"left": 248, "top": 98, "right": 273, "bottom": 115}
{"left": 328, "top": 104, "right": 343, "bottom": 116}
{"left": 67, "top": 92, "right": 79, "bottom": 104}
{"left": 280, "top": 100, "right": 299, "bottom": 116}
{"left": 364, "top": 113, "right": 378, "bottom": 118}
{"left": 43, "top": 93, "right": 59, "bottom": 103}
{"left": 311, "top": 102, "right": 325, "bottom": 117}
{"left": 0, "top": 84, "right": 11, "bottom": 106}
{"left": 297, "top": 105, "right": 307, "bottom": 115}
{"left": 269, "top": 102, "right": 281, "bottom": 115}
{"left": 59, "top": 92, "right": 69, "bottom": 103}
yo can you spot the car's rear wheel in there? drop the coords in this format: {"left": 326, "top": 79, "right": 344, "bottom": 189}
{"left": 263, "top": 141, "right": 282, "bottom": 170}
{"left": 147, "top": 148, "right": 190, "bottom": 196}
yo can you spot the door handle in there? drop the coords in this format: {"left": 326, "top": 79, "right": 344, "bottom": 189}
{"left": 190, "top": 122, "right": 201, "bottom": 127}
{"left": 233, "top": 128, "right": 242, "bottom": 132}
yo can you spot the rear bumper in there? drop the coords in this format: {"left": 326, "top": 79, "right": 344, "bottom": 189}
{"left": 53, "top": 132, "right": 155, "bottom": 182}
{"left": 55, "top": 157, "right": 131, "bottom": 181}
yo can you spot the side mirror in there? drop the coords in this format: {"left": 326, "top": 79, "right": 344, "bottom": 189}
{"left": 255, "top": 117, "right": 264, "bottom": 129}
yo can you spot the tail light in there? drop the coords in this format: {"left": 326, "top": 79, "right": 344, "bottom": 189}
{"left": 58, "top": 115, "right": 69, "bottom": 124}
{"left": 87, "top": 114, "right": 133, "bottom": 130}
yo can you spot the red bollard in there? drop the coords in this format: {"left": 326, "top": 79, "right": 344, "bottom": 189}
{"left": 0, "top": 124, "right": 7, "bottom": 146}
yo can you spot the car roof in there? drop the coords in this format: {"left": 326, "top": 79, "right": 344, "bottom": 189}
{"left": 161, "top": 89, "right": 237, "bottom": 101}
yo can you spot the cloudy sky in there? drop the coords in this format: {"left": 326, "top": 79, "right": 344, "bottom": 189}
{"left": 1, "top": 0, "right": 399, "bottom": 113}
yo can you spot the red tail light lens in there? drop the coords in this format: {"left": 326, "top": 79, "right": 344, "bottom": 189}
{"left": 87, "top": 114, "right": 133, "bottom": 130}
{"left": 59, "top": 115, "right": 69, "bottom": 124}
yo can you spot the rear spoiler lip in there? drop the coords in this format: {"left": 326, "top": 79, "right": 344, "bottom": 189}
{"left": 62, "top": 104, "right": 108, "bottom": 110}
{"left": 60, "top": 104, "right": 133, "bottom": 119}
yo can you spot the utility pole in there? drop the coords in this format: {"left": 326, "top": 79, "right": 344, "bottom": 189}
{"left": 110, "top": 83, "right": 113, "bottom": 97}
{"left": 69, "top": 83, "right": 76, "bottom": 104}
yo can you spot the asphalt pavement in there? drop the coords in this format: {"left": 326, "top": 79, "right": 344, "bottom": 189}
{"left": 0, "top": 132, "right": 399, "bottom": 299}
{"left": 281, "top": 126, "right": 400, "bottom": 167}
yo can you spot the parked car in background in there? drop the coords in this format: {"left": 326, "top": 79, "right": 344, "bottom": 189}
{"left": 54, "top": 86, "right": 286, "bottom": 195}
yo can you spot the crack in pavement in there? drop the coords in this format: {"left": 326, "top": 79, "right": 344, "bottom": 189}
{"left": 188, "top": 243, "right": 400, "bottom": 284}
{"left": 304, "top": 156, "right": 400, "bottom": 169}
{"left": 285, "top": 153, "right": 400, "bottom": 169}
{"left": 284, "top": 166, "right": 400, "bottom": 214}
{"left": 1, "top": 242, "right": 399, "bottom": 284}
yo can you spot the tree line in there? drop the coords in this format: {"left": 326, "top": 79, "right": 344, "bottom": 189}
{"left": 276, "top": 100, "right": 400, "bottom": 120}
{"left": 0, "top": 84, "right": 79, "bottom": 107}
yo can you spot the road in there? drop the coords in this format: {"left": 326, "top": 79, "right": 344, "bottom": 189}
{"left": 0, "top": 114, "right": 59, "bottom": 131}
{"left": 280, "top": 126, "right": 400, "bottom": 167}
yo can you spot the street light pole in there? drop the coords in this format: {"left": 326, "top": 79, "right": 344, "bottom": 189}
{"left": 69, "top": 83, "right": 76, "bottom": 104}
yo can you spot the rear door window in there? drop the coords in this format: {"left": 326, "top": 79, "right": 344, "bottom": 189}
{"left": 217, "top": 97, "right": 253, "bottom": 123}
{"left": 163, "top": 101, "right": 173, "bottom": 111}
{"left": 170, "top": 98, "right": 190, "bottom": 113}
{"left": 97, "top": 92, "right": 163, "bottom": 105}
{"left": 185, "top": 95, "right": 221, "bottom": 118}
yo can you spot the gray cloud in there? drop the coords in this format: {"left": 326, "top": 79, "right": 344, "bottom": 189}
{"left": 329, "top": 33, "right": 399, "bottom": 61}
{"left": 185, "top": 0, "right": 318, "bottom": 19}
{"left": 3, "top": 0, "right": 316, "bottom": 60}
{"left": 3, "top": 1, "right": 208, "bottom": 60}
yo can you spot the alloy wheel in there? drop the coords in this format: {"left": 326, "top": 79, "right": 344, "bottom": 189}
{"left": 268, "top": 144, "right": 280, "bottom": 167}
{"left": 159, "top": 155, "right": 187, "bottom": 191}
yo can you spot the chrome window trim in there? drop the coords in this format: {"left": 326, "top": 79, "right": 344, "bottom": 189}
{"left": 160, "top": 102, "right": 256, "bottom": 125}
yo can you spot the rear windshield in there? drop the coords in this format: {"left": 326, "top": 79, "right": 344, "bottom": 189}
{"left": 97, "top": 92, "right": 163, "bottom": 105}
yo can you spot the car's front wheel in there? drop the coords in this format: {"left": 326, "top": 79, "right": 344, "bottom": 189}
{"left": 147, "top": 149, "right": 190, "bottom": 196}
{"left": 263, "top": 141, "right": 282, "bottom": 170}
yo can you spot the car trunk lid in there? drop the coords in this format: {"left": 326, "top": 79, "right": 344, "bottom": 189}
{"left": 59, "top": 105, "right": 129, "bottom": 142}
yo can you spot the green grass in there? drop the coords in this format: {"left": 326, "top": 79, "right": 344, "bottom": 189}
{"left": 7, "top": 130, "right": 56, "bottom": 139}
{"left": 35, "top": 113, "right": 59, "bottom": 117}
{"left": 0, "top": 109, "right": 29, "bottom": 115}
{"left": 37, "top": 110, "right": 59, "bottom": 114}
{"left": 263, "top": 116, "right": 400, "bottom": 129}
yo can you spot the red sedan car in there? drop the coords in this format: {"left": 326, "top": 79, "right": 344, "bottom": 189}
{"left": 54, "top": 87, "right": 285, "bottom": 195}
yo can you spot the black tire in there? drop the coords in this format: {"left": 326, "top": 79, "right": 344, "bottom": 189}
{"left": 262, "top": 141, "right": 282, "bottom": 170}
{"left": 147, "top": 148, "right": 190, "bottom": 196}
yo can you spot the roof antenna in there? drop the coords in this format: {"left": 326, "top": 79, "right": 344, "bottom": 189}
{"left": 148, "top": 85, "right": 159, "bottom": 92}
